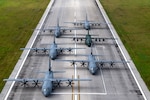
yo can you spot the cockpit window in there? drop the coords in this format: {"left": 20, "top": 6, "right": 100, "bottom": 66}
{"left": 43, "top": 88, "right": 47, "bottom": 92}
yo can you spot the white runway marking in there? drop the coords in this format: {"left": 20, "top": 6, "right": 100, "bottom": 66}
{"left": 94, "top": 46, "right": 107, "bottom": 94}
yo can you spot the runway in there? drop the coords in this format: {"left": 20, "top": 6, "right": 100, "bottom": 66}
{"left": 1, "top": 0, "right": 149, "bottom": 100}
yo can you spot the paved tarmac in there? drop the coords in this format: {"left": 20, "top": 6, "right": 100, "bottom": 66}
{"left": 1, "top": 0, "right": 150, "bottom": 100}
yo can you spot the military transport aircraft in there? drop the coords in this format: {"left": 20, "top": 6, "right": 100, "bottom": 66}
{"left": 4, "top": 59, "right": 91, "bottom": 97}
{"left": 65, "top": 13, "right": 107, "bottom": 30}
{"left": 55, "top": 47, "right": 129, "bottom": 75}
{"left": 38, "top": 18, "right": 76, "bottom": 38}
{"left": 21, "top": 37, "right": 84, "bottom": 60}
{"left": 63, "top": 30, "right": 115, "bottom": 47}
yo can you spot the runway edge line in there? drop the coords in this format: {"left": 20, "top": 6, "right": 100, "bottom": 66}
{"left": 95, "top": 0, "right": 150, "bottom": 100}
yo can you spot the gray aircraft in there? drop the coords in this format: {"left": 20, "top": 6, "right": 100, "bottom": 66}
{"left": 65, "top": 13, "right": 107, "bottom": 30}
{"left": 55, "top": 47, "right": 129, "bottom": 75}
{"left": 21, "top": 37, "right": 84, "bottom": 60}
{"left": 4, "top": 59, "right": 91, "bottom": 97}
{"left": 38, "top": 18, "right": 76, "bottom": 38}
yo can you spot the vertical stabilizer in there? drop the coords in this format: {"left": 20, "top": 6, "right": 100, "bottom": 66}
{"left": 87, "top": 30, "right": 90, "bottom": 35}
{"left": 85, "top": 13, "right": 88, "bottom": 21}
{"left": 53, "top": 35, "right": 56, "bottom": 44}
{"left": 49, "top": 57, "right": 51, "bottom": 72}
{"left": 90, "top": 44, "right": 93, "bottom": 55}
{"left": 57, "top": 17, "right": 59, "bottom": 27}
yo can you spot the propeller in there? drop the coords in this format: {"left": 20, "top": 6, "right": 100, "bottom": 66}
{"left": 99, "top": 39, "right": 101, "bottom": 42}
{"left": 70, "top": 60, "right": 75, "bottom": 66}
{"left": 20, "top": 79, "right": 29, "bottom": 87}
{"left": 66, "top": 80, "right": 74, "bottom": 87}
{"left": 95, "top": 38, "right": 97, "bottom": 41}
{"left": 54, "top": 80, "right": 63, "bottom": 87}
{"left": 63, "top": 30, "right": 66, "bottom": 32}
{"left": 115, "top": 43, "right": 118, "bottom": 48}
{"left": 80, "top": 38, "right": 83, "bottom": 41}
{"left": 102, "top": 38, "right": 105, "bottom": 41}
{"left": 80, "top": 61, "right": 86, "bottom": 67}
{"left": 67, "top": 48, "right": 73, "bottom": 53}
{"left": 32, "top": 80, "right": 40, "bottom": 87}
{"left": 50, "top": 30, "right": 53, "bottom": 32}
{"left": 42, "top": 48, "right": 47, "bottom": 54}
{"left": 59, "top": 48, "right": 64, "bottom": 54}
{"left": 33, "top": 48, "right": 39, "bottom": 53}
{"left": 100, "top": 62, "right": 104, "bottom": 67}
{"left": 110, "top": 61, "right": 115, "bottom": 67}
{"left": 73, "top": 37, "right": 76, "bottom": 41}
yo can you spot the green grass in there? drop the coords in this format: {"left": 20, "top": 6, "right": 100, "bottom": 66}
{"left": 100, "top": 0, "right": 150, "bottom": 90}
{"left": 0, "top": 0, "right": 50, "bottom": 92}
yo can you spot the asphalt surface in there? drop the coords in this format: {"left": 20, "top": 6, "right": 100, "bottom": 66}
{"left": 1, "top": 0, "right": 149, "bottom": 100}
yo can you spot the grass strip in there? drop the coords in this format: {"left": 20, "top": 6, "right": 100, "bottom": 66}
{"left": 0, "top": 0, "right": 50, "bottom": 92}
{"left": 100, "top": 0, "right": 150, "bottom": 90}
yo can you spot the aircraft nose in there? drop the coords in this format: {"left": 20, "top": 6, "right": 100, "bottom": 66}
{"left": 91, "top": 68, "right": 97, "bottom": 75}
{"left": 43, "top": 91, "right": 49, "bottom": 97}
{"left": 91, "top": 70, "right": 95, "bottom": 75}
{"left": 50, "top": 55, "right": 55, "bottom": 60}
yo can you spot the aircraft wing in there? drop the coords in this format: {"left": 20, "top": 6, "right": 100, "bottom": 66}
{"left": 60, "top": 27, "right": 80, "bottom": 31}
{"left": 3, "top": 78, "right": 44, "bottom": 82}
{"left": 59, "top": 47, "right": 84, "bottom": 50}
{"left": 88, "top": 22, "right": 107, "bottom": 25}
{"left": 3, "top": 78, "right": 67, "bottom": 83}
{"left": 20, "top": 48, "right": 49, "bottom": 50}
{"left": 53, "top": 78, "right": 91, "bottom": 82}
{"left": 65, "top": 21, "right": 85, "bottom": 25}
{"left": 91, "top": 37, "right": 116, "bottom": 42}
{"left": 95, "top": 60, "right": 129, "bottom": 66}
{"left": 55, "top": 59, "right": 89, "bottom": 63}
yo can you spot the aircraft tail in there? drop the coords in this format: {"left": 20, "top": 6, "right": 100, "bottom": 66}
{"left": 85, "top": 13, "right": 88, "bottom": 21}
{"left": 87, "top": 30, "right": 90, "bottom": 35}
{"left": 57, "top": 17, "right": 59, "bottom": 27}
{"left": 53, "top": 35, "right": 56, "bottom": 44}
{"left": 49, "top": 57, "right": 51, "bottom": 72}
{"left": 90, "top": 43, "right": 94, "bottom": 55}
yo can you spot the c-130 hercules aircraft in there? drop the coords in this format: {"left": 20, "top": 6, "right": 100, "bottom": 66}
{"left": 65, "top": 13, "right": 107, "bottom": 30}
{"left": 21, "top": 36, "right": 84, "bottom": 60}
{"left": 4, "top": 58, "right": 91, "bottom": 97}
{"left": 55, "top": 46, "right": 129, "bottom": 75}
{"left": 37, "top": 18, "right": 77, "bottom": 38}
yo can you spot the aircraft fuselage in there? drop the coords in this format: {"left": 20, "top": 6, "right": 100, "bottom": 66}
{"left": 54, "top": 27, "right": 61, "bottom": 38}
{"left": 84, "top": 21, "right": 90, "bottom": 30}
{"left": 88, "top": 55, "right": 98, "bottom": 74}
{"left": 50, "top": 43, "right": 58, "bottom": 60}
{"left": 85, "top": 34, "right": 92, "bottom": 47}
{"left": 42, "top": 71, "right": 53, "bottom": 97}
